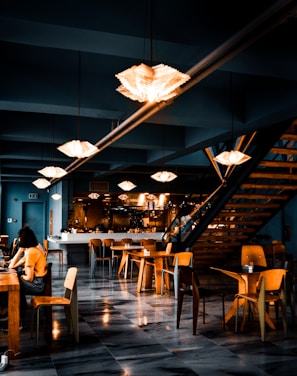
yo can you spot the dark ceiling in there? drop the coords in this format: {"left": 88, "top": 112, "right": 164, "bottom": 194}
{"left": 1, "top": 0, "right": 297, "bottom": 195}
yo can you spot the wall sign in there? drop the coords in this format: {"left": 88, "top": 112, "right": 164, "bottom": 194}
{"left": 28, "top": 193, "right": 39, "bottom": 199}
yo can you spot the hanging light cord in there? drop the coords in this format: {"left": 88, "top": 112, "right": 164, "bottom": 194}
{"left": 77, "top": 51, "right": 81, "bottom": 140}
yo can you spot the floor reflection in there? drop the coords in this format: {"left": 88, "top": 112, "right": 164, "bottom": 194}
{"left": 0, "top": 260, "right": 296, "bottom": 375}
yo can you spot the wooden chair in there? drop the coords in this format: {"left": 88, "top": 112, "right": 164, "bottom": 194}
{"left": 89, "top": 239, "right": 112, "bottom": 278}
{"left": 241, "top": 244, "right": 267, "bottom": 268}
{"left": 235, "top": 268, "right": 287, "bottom": 341}
{"left": 130, "top": 243, "right": 156, "bottom": 279}
{"left": 43, "top": 239, "right": 63, "bottom": 266}
{"left": 161, "top": 251, "right": 193, "bottom": 299}
{"left": 176, "top": 266, "right": 225, "bottom": 335}
{"left": 31, "top": 267, "right": 79, "bottom": 348}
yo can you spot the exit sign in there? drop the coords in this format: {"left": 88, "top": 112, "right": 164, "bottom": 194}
{"left": 28, "top": 193, "right": 39, "bottom": 199}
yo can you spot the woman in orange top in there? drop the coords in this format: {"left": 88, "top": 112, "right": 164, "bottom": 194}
{"left": 9, "top": 226, "right": 47, "bottom": 309}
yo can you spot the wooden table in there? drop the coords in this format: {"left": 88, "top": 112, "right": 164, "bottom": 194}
{"left": 111, "top": 245, "right": 144, "bottom": 279}
{"left": 210, "top": 266, "right": 277, "bottom": 330}
{"left": 125, "top": 250, "right": 171, "bottom": 294}
{"left": 0, "top": 270, "right": 20, "bottom": 358}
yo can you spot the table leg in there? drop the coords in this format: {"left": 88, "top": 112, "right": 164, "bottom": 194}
{"left": 154, "top": 257, "right": 165, "bottom": 294}
{"left": 137, "top": 258, "right": 146, "bottom": 293}
{"left": 117, "top": 251, "right": 128, "bottom": 277}
{"left": 8, "top": 289, "right": 20, "bottom": 359}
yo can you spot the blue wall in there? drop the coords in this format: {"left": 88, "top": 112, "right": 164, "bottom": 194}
{"left": 0, "top": 181, "right": 67, "bottom": 246}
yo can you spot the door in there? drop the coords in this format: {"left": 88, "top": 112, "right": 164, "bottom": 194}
{"left": 22, "top": 202, "right": 46, "bottom": 244}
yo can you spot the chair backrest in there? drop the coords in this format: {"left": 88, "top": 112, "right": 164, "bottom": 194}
{"left": 241, "top": 245, "right": 267, "bottom": 267}
{"left": 121, "top": 238, "right": 132, "bottom": 244}
{"left": 178, "top": 265, "right": 200, "bottom": 287}
{"left": 143, "top": 243, "right": 156, "bottom": 253}
{"left": 102, "top": 238, "right": 114, "bottom": 248}
{"left": 140, "top": 239, "right": 156, "bottom": 246}
{"left": 173, "top": 251, "right": 193, "bottom": 267}
{"left": 90, "top": 239, "right": 102, "bottom": 254}
{"left": 258, "top": 268, "right": 286, "bottom": 292}
{"left": 43, "top": 239, "right": 48, "bottom": 257}
{"left": 165, "top": 242, "right": 173, "bottom": 255}
{"left": 0, "top": 235, "right": 9, "bottom": 248}
{"left": 64, "top": 267, "right": 78, "bottom": 299}
{"left": 43, "top": 262, "right": 52, "bottom": 296}
{"left": 112, "top": 240, "right": 125, "bottom": 247}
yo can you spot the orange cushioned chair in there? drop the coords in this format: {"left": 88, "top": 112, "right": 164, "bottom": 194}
{"left": 31, "top": 267, "right": 79, "bottom": 348}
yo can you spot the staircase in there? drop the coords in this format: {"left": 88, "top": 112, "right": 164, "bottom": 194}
{"left": 167, "top": 120, "right": 297, "bottom": 272}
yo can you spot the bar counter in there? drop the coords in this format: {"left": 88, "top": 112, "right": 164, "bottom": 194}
{"left": 48, "top": 232, "right": 164, "bottom": 265}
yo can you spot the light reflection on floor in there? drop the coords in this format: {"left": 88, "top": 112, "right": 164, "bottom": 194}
{"left": 0, "top": 259, "right": 297, "bottom": 376}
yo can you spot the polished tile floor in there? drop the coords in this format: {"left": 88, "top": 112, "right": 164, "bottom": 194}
{"left": 1, "top": 258, "right": 297, "bottom": 376}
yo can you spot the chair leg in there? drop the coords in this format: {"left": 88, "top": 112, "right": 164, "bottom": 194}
{"left": 221, "top": 294, "right": 226, "bottom": 331}
{"left": 176, "top": 292, "right": 184, "bottom": 329}
{"left": 173, "top": 271, "right": 178, "bottom": 300}
{"left": 36, "top": 308, "right": 40, "bottom": 349}
{"left": 161, "top": 270, "right": 165, "bottom": 295}
{"left": 235, "top": 296, "right": 239, "bottom": 333}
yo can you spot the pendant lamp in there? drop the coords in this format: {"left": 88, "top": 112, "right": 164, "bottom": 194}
{"left": 116, "top": 63, "right": 190, "bottom": 103}
{"left": 214, "top": 73, "right": 250, "bottom": 166}
{"left": 38, "top": 166, "right": 67, "bottom": 179}
{"left": 151, "top": 170, "right": 177, "bottom": 183}
{"left": 214, "top": 150, "right": 251, "bottom": 166}
{"left": 88, "top": 192, "right": 100, "bottom": 199}
{"left": 115, "top": 1, "right": 190, "bottom": 103}
{"left": 32, "top": 178, "right": 51, "bottom": 189}
{"left": 118, "top": 180, "right": 136, "bottom": 191}
{"left": 58, "top": 51, "right": 97, "bottom": 159}
{"left": 51, "top": 193, "right": 62, "bottom": 200}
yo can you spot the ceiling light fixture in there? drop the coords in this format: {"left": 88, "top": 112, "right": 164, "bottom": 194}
{"left": 58, "top": 51, "right": 97, "bottom": 159}
{"left": 118, "top": 180, "right": 136, "bottom": 191}
{"left": 88, "top": 192, "right": 100, "bottom": 199}
{"left": 151, "top": 170, "right": 177, "bottom": 183}
{"left": 38, "top": 166, "right": 67, "bottom": 178}
{"left": 214, "top": 72, "right": 250, "bottom": 166}
{"left": 115, "top": 1, "right": 190, "bottom": 103}
{"left": 32, "top": 178, "right": 51, "bottom": 189}
{"left": 51, "top": 193, "right": 62, "bottom": 200}
{"left": 58, "top": 140, "right": 97, "bottom": 158}
{"left": 213, "top": 150, "right": 251, "bottom": 166}
{"left": 118, "top": 194, "right": 129, "bottom": 201}
{"left": 116, "top": 63, "right": 190, "bottom": 103}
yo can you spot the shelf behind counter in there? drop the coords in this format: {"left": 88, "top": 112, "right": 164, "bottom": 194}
{"left": 47, "top": 232, "right": 164, "bottom": 265}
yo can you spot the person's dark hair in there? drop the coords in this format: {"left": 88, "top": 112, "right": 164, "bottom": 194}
{"left": 18, "top": 226, "right": 38, "bottom": 248}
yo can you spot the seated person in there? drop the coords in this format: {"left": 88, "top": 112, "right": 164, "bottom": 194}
{"left": 0, "top": 226, "right": 47, "bottom": 321}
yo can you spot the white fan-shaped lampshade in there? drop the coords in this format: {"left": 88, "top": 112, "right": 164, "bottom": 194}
{"left": 32, "top": 178, "right": 51, "bottom": 189}
{"left": 116, "top": 63, "right": 190, "bottom": 103}
{"left": 51, "top": 193, "right": 62, "bottom": 200}
{"left": 57, "top": 140, "right": 98, "bottom": 158}
{"left": 214, "top": 150, "right": 251, "bottom": 166}
{"left": 88, "top": 192, "right": 100, "bottom": 199}
{"left": 117, "top": 180, "right": 136, "bottom": 191}
{"left": 38, "top": 166, "right": 67, "bottom": 178}
{"left": 150, "top": 171, "right": 177, "bottom": 183}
